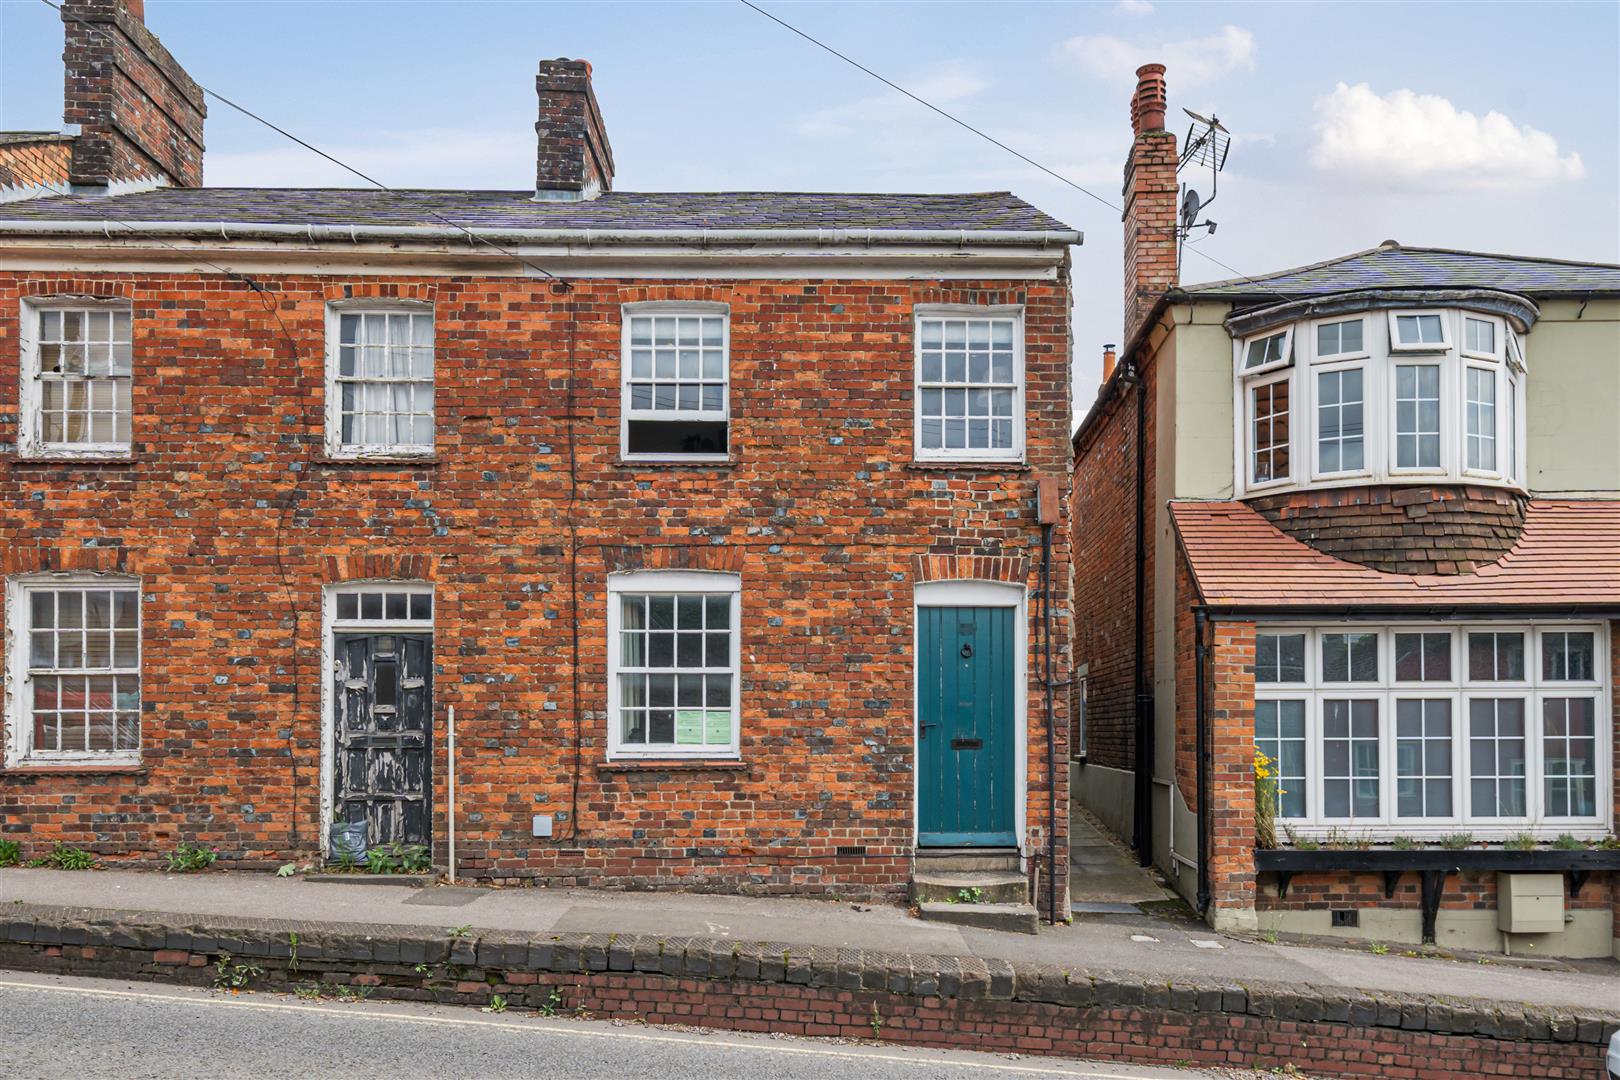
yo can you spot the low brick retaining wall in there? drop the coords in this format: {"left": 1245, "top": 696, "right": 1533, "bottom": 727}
{"left": 1, "top": 904, "right": 1612, "bottom": 1078}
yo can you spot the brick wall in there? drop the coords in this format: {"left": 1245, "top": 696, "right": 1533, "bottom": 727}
{"left": 1249, "top": 484, "right": 1526, "bottom": 574}
{"left": 0, "top": 136, "right": 75, "bottom": 194}
{"left": 3, "top": 909, "right": 1610, "bottom": 1079}
{"left": 535, "top": 59, "right": 613, "bottom": 196}
{"left": 1069, "top": 371, "right": 1152, "bottom": 770}
{"left": 1203, "top": 611, "right": 1257, "bottom": 917}
{"left": 0, "top": 270, "right": 1072, "bottom": 908}
{"left": 61, "top": 0, "right": 205, "bottom": 188}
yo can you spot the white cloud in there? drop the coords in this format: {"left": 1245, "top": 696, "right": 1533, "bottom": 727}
{"left": 1310, "top": 83, "right": 1586, "bottom": 191}
{"left": 1060, "top": 25, "right": 1255, "bottom": 86}
{"left": 206, "top": 128, "right": 531, "bottom": 189}
{"left": 1113, "top": 0, "right": 1154, "bottom": 15}
{"left": 799, "top": 68, "right": 988, "bottom": 138}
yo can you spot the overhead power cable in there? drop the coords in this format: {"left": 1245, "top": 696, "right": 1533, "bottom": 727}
{"left": 738, "top": 0, "right": 1300, "bottom": 303}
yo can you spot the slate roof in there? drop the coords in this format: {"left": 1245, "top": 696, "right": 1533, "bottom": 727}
{"left": 1170, "top": 499, "right": 1620, "bottom": 612}
{"left": 0, "top": 187, "right": 1075, "bottom": 234}
{"left": 1182, "top": 243, "right": 1620, "bottom": 299}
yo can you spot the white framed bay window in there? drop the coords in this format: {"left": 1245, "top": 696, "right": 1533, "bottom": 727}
{"left": 606, "top": 570, "right": 740, "bottom": 759}
{"left": 325, "top": 304, "right": 435, "bottom": 459}
{"left": 914, "top": 305, "right": 1024, "bottom": 463}
{"left": 4, "top": 574, "right": 142, "bottom": 767}
{"left": 1233, "top": 306, "right": 1524, "bottom": 496}
{"left": 1253, "top": 622, "right": 1611, "bottom": 840}
{"left": 19, "top": 298, "right": 134, "bottom": 459}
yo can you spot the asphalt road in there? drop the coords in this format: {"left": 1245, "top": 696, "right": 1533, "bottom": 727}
{"left": 0, "top": 969, "right": 1251, "bottom": 1080}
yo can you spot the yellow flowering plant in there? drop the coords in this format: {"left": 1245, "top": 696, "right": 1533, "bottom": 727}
{"left": 1254, "top": 750, "right": 1281, "bottom": 849}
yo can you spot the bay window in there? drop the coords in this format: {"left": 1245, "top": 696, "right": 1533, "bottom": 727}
{"left": 1235, "top": 306, "right": 1524, "bottom": 494}
{"left": 1253, "top": 623, "right": 1609, "bottom": 838}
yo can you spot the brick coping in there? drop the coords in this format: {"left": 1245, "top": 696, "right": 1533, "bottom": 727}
{"left": 3, "top": 902, "right": 1614, "bottom": 1047}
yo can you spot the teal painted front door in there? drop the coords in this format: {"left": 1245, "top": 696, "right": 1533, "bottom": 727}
{"left": 917, "top": 606, "right": 1017, "bottom": 847}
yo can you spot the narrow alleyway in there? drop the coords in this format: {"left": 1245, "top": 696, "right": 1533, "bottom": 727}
{"left": 1068, "top": 808, "right": 1176, "bottom": 908}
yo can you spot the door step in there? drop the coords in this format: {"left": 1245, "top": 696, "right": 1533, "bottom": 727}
{"left": 916, "top": 900, "right": 1040, "bottom": 935}
{"left": 909, "top": 869, "right": 1028, "bottom": 906}
{"left": 913, "top": 848, "right": 1021, "bottom": 874}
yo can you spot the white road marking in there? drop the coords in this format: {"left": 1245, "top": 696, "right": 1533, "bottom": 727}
{"left": 1129, "top": 934, "right": 1158, "bottom": 943}
{"left": 0, "top": 975, "right": 1200, "bottom": 1079}
{"left": 1189, "top": 940, "right": 1223, "bottom": 950}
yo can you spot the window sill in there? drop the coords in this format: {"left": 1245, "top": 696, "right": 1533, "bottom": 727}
{"left": 10, "top": 455, "right": 136, "bottom": 467}
{"left": 313, "top": 456, "right": 438, "bottom": 468}
{"left": 614, "top": 458, "right": 737, "bottom": 470}
{"left": 3, "top": 763, "right": 148, "bottom": 776}
{"left": 906, "top": 461, "right": 1030, "bottom": 473}
{"left": 597, "top": 759, "right": 747, "bottom": 773}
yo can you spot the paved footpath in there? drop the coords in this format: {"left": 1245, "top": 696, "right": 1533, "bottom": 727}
{"left": 3, "top": 866, "right": 1615, "bottom": 1012}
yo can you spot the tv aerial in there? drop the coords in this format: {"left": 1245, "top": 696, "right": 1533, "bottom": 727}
{"left": 1177, "top": 108, "right": 1230, "bottom": 250}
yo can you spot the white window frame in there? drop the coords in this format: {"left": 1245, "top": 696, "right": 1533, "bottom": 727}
{"left": 1460, "top": 313, "right": 1505, "bottom": 362}
{"left": 1463, "top": 362, "right": 1501, "bottom": 479}
{"left": 1388, "top": 359, "right": 1448, "bottom": 478}
{"left": 619, "top": 301, "right": 731, "bottom": 464}
{"left": 4, "top": 573, "right": 143, "bottom": 768}
{"left": 1244, "top": 367, "right": 1294, "bottom": 490}
{"left": 1387, "top": 309, "right": 1451, "bottom": 352}
{"left": 1309, "top": 315, "right": 1369, "bottom": 364}
{"left": 323, "top": 301, "right": 436, "bottom": 461}
{"left": 1254, "top": 622, "right": 1609, "bottom": 839}
{"left": 18, "top": 297, "right": 134, "bottom": 460}
{"left": 1240, "top": 326, "right": 1294, "bottom": 375}
{"left": 1310, "top": 359, "right": 1372, "bottom": 481}
{"left": 1233, "top": 307, "right": 1530, "bottom": 498}
{"left": 913, "top": 304, "right": 1025, "bottom": 464}
{"left": 606, "top": 569, "right": 741, "bottom": 760}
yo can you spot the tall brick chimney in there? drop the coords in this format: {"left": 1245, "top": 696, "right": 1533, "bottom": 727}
{"left": 1121, "top": 63, "right": 1177, "bottom": 347}
{"left": 534, "top": 59, "right": 613, "bottom": 201}
{"left": 60, "top": 0, "right": 205, "bottom": 190}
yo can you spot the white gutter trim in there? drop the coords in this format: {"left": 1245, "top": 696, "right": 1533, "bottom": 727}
{"left": 0, "top": 218, "right": 1082, "bottom": 248}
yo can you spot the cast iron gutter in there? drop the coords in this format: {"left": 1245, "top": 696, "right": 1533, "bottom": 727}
{"left": 1193, "top": 607, "right": 1210, "bottom": 916}
{"left": 1041, "top": 519, "right": 1058, "bottom": 923}
{"left": 1131, "top": 360, "right": 1154, "bottom": 868}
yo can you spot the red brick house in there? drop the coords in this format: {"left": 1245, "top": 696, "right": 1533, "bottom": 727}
{"left": 1074, "top": 64, "right": 1620, "bottom": 956}
{"left": 0, "top": 1, "right": 1078, "bottom": 917}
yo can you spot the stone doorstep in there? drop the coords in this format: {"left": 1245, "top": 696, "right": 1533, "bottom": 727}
{"left": 909, "top": 870, "right": 1028, "bottom": 906}
{"left": 915, "top": 900, "right": 1040, "bottom": 935}
{"left": 0, "top": 902, "right": 1615, "bottom": 1047}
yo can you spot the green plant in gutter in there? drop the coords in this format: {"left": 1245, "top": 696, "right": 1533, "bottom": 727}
{"left": 0, "top": 840, "right": 20, "bottom": 867}
{"left": 1551, "top": 834, "right": 1585, "bottom": 851}
{"left": 1282, "top": 824, "right": 1318, "bottom": 851}
{"left": 1504, "top": 833, "right": 1538, "bottom": 851}
{"left": 165, "top": 842, "right": 218, "bottom": 873}
{"left": 1253, "top": 751, "right": 1279, "bottom": 850}
{"left": 1368, "top": 942, "right": 1389, "bottom": 956}
{"left": 1438, "top": 833, "right": 1474, "bottom": 850}
{"left": 1390, "top": 836, "right": 1421, "bottom": 851}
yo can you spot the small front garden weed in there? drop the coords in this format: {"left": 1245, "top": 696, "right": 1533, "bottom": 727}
{"left": 0, "top": 839, "right": 20, "bottom": 867}
{"left": 45, "top": 843, "right": 96, "bottom": 870}
{"left": 213, "top": 953, "right": 263, "bottom": 991}
{"left": 165, "top": 842, "right": 218, "bottom": 873}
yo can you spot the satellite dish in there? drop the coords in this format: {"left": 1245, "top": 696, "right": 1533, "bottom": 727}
{"left": 1180, "top": 188, "right": 1202, "bottom": 231}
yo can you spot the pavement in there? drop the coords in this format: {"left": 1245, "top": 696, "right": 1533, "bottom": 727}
{"left": 0, "top": 969, "right": 1259, "bottom": 1080}
{"left": 4, "top": 865, "right": 1617, "bottom": 1013}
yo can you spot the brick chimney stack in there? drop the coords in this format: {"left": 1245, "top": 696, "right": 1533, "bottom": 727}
{"left": 535, "top": 59, "right": 614, "bottom": 201}
{"left": 60, "top": 0, "right": 205, "bottom": 190}
{"left": 1121, "top": 62, "right": 1177, "bottom": 347}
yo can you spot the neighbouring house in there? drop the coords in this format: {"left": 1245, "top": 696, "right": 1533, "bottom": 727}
{"left": 1073, "top": 64, "right": 1620, "bottom": 957}
{"left": 0, "top": 0, "right": 1079, "bottom": 919}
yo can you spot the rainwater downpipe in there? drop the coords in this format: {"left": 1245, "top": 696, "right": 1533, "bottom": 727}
{"left": 1194, "top": 609, "right": 1210, "bottom": 916}
{"left": 1041, "top": 519, "right": 1057, "bottom": 924}
{"left": 447, "top": 704, "right": 457, "bottom": 884}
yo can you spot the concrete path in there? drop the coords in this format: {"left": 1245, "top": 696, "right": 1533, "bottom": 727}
{"left": 1068, "top": 809, "right": 1174, "bottom": 906}
{"left": 2, "top": 867, "right": 1615, "bottom": 1012}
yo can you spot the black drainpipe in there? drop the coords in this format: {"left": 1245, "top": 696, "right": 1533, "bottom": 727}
{"left": 1131, "top": 364, "right": 1154, "bottom": 867}
{"left": 1194, "top": 607, "right": 1211, "bottom": 916}
{"left": 1041, "top": 519, "right": 1057, "bottom": 923}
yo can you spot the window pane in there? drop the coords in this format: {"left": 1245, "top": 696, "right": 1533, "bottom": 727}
{"left": 1250, "top": 380, "right": 1290, "bottom": 484}
{"left": 918, "top": 316, "right": 1019, "bottom": 455}
{"left": 1254, "top": 699, "right": 1306, "bottom": 819}
{"left": 614, "top": 587, "right": 736, "bottom": 750}
{"left": 1466, "top": 367, "right": 1496, "bottom": 471}
{"left": 1394, "top": 632, "right": 1450, "bottom": 681}
{"left": 1467, "top": 633, "right": 1523, "bottom": 681}
{"left": 1256, "top": 633, "right": 1304, "bottom": 683}
{"left": 1542, "top": 697, "right": 1597, "bottom": 817}
{"left": 1317, "top": 369, "right": 1364, "bottom": 473}
{"left": 1322, "top": 632, "right": 1377, "bottom": 682}
{"left": 1322, "top": 699, "right": 1379, "bottom": 818}
{"left": 1468, "top": 698, "right": 1526, "bottom": 817}
{"left": 1541, "top": 631, "right": 1595, "bottom": 682}
{"left": 1395, "top": 699, "right": 1452, "bottom": 817}
{"left": 1394, "top": 364, "right": 1441, "bottom": 469}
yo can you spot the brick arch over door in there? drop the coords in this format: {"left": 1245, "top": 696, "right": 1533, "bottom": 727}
{"left": 913, "top": 554, "right": 1030, "bottom": 586}
{"left": 0, "top": 546, "right": 143, "bottom": 577}
{"left": 320, "top": 554, "right": 439, "bottom": 583}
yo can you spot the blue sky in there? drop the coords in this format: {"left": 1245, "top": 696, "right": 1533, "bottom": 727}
{"left": 3, "top": 0, "right": 1615, "bottom": 400}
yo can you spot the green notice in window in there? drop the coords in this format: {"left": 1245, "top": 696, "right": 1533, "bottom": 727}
{"left": 676, "top": 710, "right": 705, "bottom": 745}
{"left": 704, "top": 710, "right": 730, "bottom": 745}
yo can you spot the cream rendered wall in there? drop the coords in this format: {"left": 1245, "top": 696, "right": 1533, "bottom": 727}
{"left": 1147, "top": 301, "right": 1235, "bottom": 902}
{"left": 1525, "top": 299, "right": 1620, "bottom": 496}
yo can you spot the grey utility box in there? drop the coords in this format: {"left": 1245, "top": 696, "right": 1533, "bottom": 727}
{"left": 1496, "top": 873, "right": 1565, "bottom": 934}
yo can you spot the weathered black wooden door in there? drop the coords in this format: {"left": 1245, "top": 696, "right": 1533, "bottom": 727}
{"left": 334, "top": 633, "right": 432, "bottom": 849}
